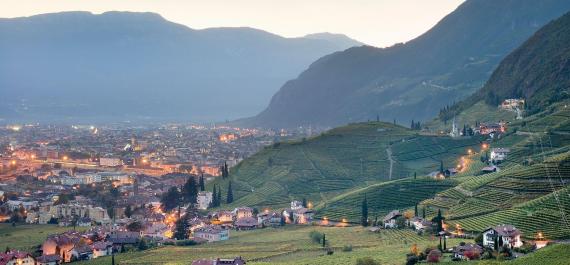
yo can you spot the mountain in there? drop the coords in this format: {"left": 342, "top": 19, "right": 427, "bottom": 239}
{"left": 239, "top": 0, "right": 570, "bottom": 128}
{"left": 441, "top": 10, "right": 570, "bottom": 120}
{"left": 303, "top": 32, "right": 365, "bottom": 48}
{"left": 0, "top": 11, "right": 362, "bottom": 123}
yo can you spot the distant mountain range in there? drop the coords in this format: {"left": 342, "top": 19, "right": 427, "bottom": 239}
{"left": 0, "top": 11, "right": 362, "bottom": 123}
{"left": 239, "top": 0, "right": 570, "bottom": 129}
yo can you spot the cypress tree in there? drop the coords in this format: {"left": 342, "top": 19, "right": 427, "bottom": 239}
{"left": 443, "top": 235, "right": 447, "bottom": 250}
{"left": 211, "top": 185, "right": 218, "bottom": 207}
{"left": 322, "top": 234, "right": 326, "bottom": 247}
{"left": 217, "top": 186, "right": 222, "bottom": 206}
{"left": 361, "top": 195, "right": 369, "bottom": 227}
{"left": 302, "top": 198, "right": 307, "bottom": 208}
{"left": 226, "top": 181, "right": 234, "bottom": 204}
{"left": 199, "top": 174, "right": 205, "bottom": 191}
{"left": 414, "top": 204, "right": 418, "bottom": 217}
{"left": 422, "top": 207, "right": 426, "bottom": 219}
{"left": 414, "top": 172, "right": 417, "bottom": 179}
{"left": 440, "top": 160, "right": 444, "bottom": 173}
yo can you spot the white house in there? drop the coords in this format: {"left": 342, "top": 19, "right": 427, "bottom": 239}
{"left": 193, "top": 226, "right": 229, "bottom": 242}
{"left": 197, "top": 191, "right": 213, "bottom": 210}
{"left": 490, "top": 148, "right": 510, "bottom": 163}
{"left": 383, "top": 210, "right": 402, "bottom": 228}
{"left": 290, "top": 200, "right": 304, "bottom": 210}
{"left": 482, "top": 225, "right": 523, "bottom": 249}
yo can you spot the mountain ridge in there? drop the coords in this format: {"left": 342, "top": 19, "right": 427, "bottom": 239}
{"left": 0, "top": 11, "right": 362, "bottom": 123}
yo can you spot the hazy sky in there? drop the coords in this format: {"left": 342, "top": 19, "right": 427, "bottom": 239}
{"left": 0, "top": 0, "right": 464, "bottom": 47}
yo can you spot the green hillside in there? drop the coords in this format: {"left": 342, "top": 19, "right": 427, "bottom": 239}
{"left": 213, "top": 122, "right": 483, "bottom": 208}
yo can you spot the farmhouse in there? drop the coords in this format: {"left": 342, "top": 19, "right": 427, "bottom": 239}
{"left": 234, "top": 217, "right": 258, "bottom": 230}
{"left": 91, "top": 241, "right": 113, "bottom": 258}
{"left": 490, "top": 148, "right": 510, "bottom": 163}
{"left": 71, "top": 245, "right": 94, "bottom": 261}
{"left": 409, "top": 217, "right": 432, "bottom": 231}
{"left": 257, "top": 211, "right": 282, "bottom": 227}
{"left": 383, "top": 210, "right": 402, "bottom": 228}
{"left": 499, "top": 99, "right": 525, "bottom": 111}
{"left": 482, "top": 225, "right": 523, "bottom": 249}
{"left": 481, "top": 165, "right": 499, "bottom": 173}
{"left": 212, "top": 211, "right": 234, "bottom": 224}
{"left": 479, "top": 123, "right": 506, "bottom": 135}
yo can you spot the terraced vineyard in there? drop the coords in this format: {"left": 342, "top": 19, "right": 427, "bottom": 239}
{"left": 214, "top": 122, "right": 481, "bottom": 208}
{"left": 315, "top": 178, "right": 457, "bottom": 222}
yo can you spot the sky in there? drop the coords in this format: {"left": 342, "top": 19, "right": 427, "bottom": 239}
{"left": 0, "top": 0, "right": 464, "bottom": 47}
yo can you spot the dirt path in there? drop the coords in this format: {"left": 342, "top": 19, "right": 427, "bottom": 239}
{"left": 386, "top": 146, "right": 394, "bottom": 180}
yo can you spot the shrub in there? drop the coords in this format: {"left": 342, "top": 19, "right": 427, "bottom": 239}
{"left": 175, "top": 240, "right": 197, "bottom": 246}
{"left": 356, "top": 257, "right": 381, "bottom": 265}
{"left": 406, "top": 254, "right": 419, "bottom": 265}
{"left": 342, "top": 245, "right": 353, "bottom": 252}
{"left": 427, "top": 249, "right": 442, "bottom": 263}
{"left": 309, "top": 231, "right": 323, "bottom": 244}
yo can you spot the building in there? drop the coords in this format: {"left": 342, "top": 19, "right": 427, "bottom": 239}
{"left": 490, "top": 148, "right": 510, "bottom": 163}
{"left": 453, "top": 243, "right": 483, "bottom": 260}
{"left": 194, "top": 226, "right": 229, "bottom": 242}
{"left": 197, "top": 191, "right": 213, "bottom": 210}
{"left": 213, "top": 211, "right": 234, "bottom": 224}
{"left": 0, "top": 251, "right": 35, "bottom": 265}
{"left": 479, "top": 123, "right": 506, "bottom": 135}
{"left": 91, "top": 241, "right": 113, "bottom": 258}
{"left": 481, "top": 165, "right": 499, "bottom": 173}
{"left": 482, "top": 225, "right": 523, "bottom": 249}
{"left": 290, "top": 200, "right": 304, "bottom": 210}
{"left": 499, "top": 99, "right": 525, "bottom": 111}
{"left": 99, "top": 158, "right": 123, "bottom": 167}
{"left": 36, "top": 254, "right": 61, "bottom": 265}
{"left": 234, "top": 217, "right": 258, "bottom": 230}
{"left": 71, "top": 245, "right": 93, "bottom": 261}
{"left": 293, "top": 208, "right": 314, "bottom": 224}
{"left": 383, "top": 210, "right": 402, "bottom": 229}
{"left": 234, "top": 207, "right": 253, "bottom": 220}
{"left": 257, "top": 211, "right": 282, "bottom": 227}
{"left": 192, "top": 257, "right": 246, "bottom": 265}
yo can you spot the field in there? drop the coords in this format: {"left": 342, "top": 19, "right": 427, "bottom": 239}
{"left": 80, "top": 226, "right": 469, "bottom": 265}
{"left": 0, "top": 223, "right": 86, "bottom": 252}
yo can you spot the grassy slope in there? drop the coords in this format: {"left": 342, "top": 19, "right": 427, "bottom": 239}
{"left": 81, "top": 226, "right": 469, "bottom": 265}
{"left": 0, "top": 224, "right": 87, "bottom": 252}
{"left": 212, "top": 122, "right": 483, "bottom": 209}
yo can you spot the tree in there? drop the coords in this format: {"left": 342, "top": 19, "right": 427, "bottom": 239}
{"left": 356, "top": 257, "right": 381, "bottom": 265}
{"left": 199, "top": 174, "right": 205, "bottom": 191}
{"left": 127, "top": 221, "right": 143, "bottom": 232}
{"left": 217, "top": 186, "right": 222, "bottom": 206}
{"left": 361, "top": 195, "right": 369, "bottom": 227}
{"left": 226, "top": 181, "right": 234, "bottom": 204}
{"left": 160, "top": 187, "right": 181, "bottom": 212}
{"left": 431, "top": 209, "right": 445, "bottom": 233}
{"left": 289, "top": 211, "right": 294, "bottom": 223}
{"left": 414, "top": 172, "right": 417, "bottom": 179}
{"left": 124, "top": 205, "right": 133, "bottom": 218}
{"left": 173, "top": 215, "right": 188, "bottom": 240}
{"left": 280, "top": 213, "right": 286, "bottom": 226}
{"left": 414, "top": 204, "right": 418, "bottom": 217}
{"left": 302, "top": 198, "right": 307, "bottom": 208}
{"left": 181, "top": 176, "right": 198, "bottom": 204}
{"left": 439, "top": 161, "right": 444, "bottom": 173}
{"left": 322, "top": 233, "right": 326, "bottom": 247}
{"left": 422, "top": 207, "right": 426, "bottom": 219}
{"left": 211, "top": 185, "right": 218, "bottom": 207}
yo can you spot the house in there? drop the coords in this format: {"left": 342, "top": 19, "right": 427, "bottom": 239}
{"left": 197, "top": 191, "right": 213, "bottom": 210}
{"left": 107, "top": 231, "right": 140, "bottom": 251}
{"left": 409, "top": 217, "right": 432, "bottom": 231}
{"left": 77, "top": 217, "right": 92, "bottom": 227}
{"left": 481, "top": 165, "right": 499, "bottom": 173}
{"left": 479, "top": 123, "right": 506, "bottom": 135}
{"left": 482, "top": 225, "right": 523, "bottom": 249}
{"left": 453, "top": 243, "right": 482, "bottom": 260}
{"left": 490, "top": 148, "right": 510, "bottom": 163}
{"left": 91, "top": 241, "right": 113, "bottom": 258}
{"left": 234, "top": 217, "right": 258, "bottom": 230}
{"left": 257, "top": 211, "right": 282, "bottom": 227}
{"left": 234, "top": 207, "right": 253, "bottom": 220}
{"left": 213, "top": 211, "right": 234, "bottom": 224}
{"left": 192, "top": 257, "right": 246, "bottom": 265}
{"left": 290, "top": 200, "right": 304, "bottom": 210}
{"left": 293, "top": 208, "right": 314, "bottom": 224}
{"left": 36, "top": 254, "right": 61, "bottom": 265}
{"left": 383, "top": 210, "right": 402, "bottom": 228}
{"left": 499, "top": 99, "right": 525, "bottom": 111}
{"left": 71, "top": 245, "right": 93, "bottom": 261}
{"left": 42, "top": 232, "right": 83, "bottom": 262}
{"left": 444, "top": 168, "right": 458, "bottom": 177}
{"left": 0, "top": 251, "right": 35, "bottom": 265}
{"left": 193, "top": 226, "right": 229, "bottom": 242}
